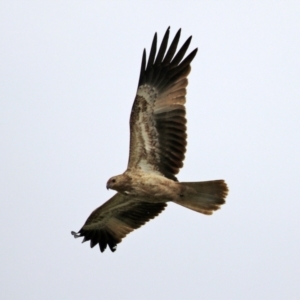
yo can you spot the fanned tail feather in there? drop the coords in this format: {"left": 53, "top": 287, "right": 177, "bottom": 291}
{"left": 174, "top": 180, "right": 228, "bottom": 215}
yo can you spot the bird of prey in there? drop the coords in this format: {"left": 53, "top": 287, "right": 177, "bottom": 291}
{"left": 71, "top": 27, "right": 228, "bottom": 253}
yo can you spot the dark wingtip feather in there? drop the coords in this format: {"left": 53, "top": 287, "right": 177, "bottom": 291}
{"left": 138, "top": 28, "right": 197, "bottom": 92}
{"left": 98, "top": 231, "right": 108, "bottom": 252}
{"left": 73, "top": 228, "right": 119, "bottom": 253}
{"left": 154, "top": 27, "right": 170, "bottom": 65}
{"left": 162, "top": 28, "right": 181, "bottom": 65}
{"left": 138, "top": 49, "right": 147, "bottom": 86}
{"left": 146, "top": 32, "right": 157, "bottom": 72}
{"left": 170, "top": 35, "right": 192, "bottom": 66}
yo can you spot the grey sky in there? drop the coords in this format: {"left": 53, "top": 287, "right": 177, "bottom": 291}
{"left": 1, "top": 1, "right": 300, "bottom": 299}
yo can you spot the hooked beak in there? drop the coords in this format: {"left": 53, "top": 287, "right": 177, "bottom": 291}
{"left": 106, "top": 183, "right": 110, "bottom": 190}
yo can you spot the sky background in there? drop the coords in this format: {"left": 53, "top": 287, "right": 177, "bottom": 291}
{"left": 1, "top": 1, "right": 300, "bottom": 299}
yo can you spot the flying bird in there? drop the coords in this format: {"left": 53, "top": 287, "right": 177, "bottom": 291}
{"left": 71, "top": 27, "right": 228, "bottom": 252}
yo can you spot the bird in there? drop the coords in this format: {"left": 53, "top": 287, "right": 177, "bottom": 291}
{"left": 71, "top": 27, "right": 228, "bottom": 253}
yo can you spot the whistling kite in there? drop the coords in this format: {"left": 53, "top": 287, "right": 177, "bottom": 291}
{"left": 72, "top": 28, "right": 228, "bottom": 252}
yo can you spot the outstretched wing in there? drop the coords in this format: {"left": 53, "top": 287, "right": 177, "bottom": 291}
{"left": 71, "top": 193, "right": 167, "bottom": 252}
{"left": 128, "top": 27, "right": 198, "bottom": 180}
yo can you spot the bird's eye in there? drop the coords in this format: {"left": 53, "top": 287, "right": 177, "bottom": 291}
{"left": 111, "top": 179, "right": 116, "bottom": 183}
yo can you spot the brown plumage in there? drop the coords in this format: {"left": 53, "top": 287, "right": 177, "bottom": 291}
{"left": 71, "top": 27, "right": 228, "bottom": 253}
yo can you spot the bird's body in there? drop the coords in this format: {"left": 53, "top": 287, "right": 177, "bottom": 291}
{"left": 72, "top": 27, "right": 229, "bottom": 253}
{"left": 107, "top": 169, "right": 183, "bottom": 202}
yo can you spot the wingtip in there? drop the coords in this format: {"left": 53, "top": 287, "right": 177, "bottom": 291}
{"left": 186, "top": 35, "right": 192, "bottom": 43}
{"left": 192, "top": 48, "right": 198, "bottom": 56}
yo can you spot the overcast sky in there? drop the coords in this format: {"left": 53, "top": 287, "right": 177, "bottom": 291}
{"left": 1, "top": 1, "right": 300, "bottom": 299}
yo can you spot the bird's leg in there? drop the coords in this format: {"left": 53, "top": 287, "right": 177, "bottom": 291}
{"left": 71, "top": 231, "right": 81, "bottom": 238}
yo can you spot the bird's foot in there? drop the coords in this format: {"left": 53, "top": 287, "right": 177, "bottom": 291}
{"left": 71, "top": 231, "right": 81, "bottom": 238}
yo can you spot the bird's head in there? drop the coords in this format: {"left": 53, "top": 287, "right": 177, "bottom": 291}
{"left": 106, "top": 176, "right": 118, "bottom": 190}
{"left": 106, "top": 174, "right": 132, "bottom": 193}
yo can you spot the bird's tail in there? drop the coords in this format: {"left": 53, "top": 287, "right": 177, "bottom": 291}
{"left": 174, "top": 180, "right": 228, "bottom": 215}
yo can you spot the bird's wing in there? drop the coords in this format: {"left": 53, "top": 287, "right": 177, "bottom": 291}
{"left": 128, "top": 27, "right": 198, "bottom": 180}
{"left": 72, "top": 193, "right": 167, "bottom": 252}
